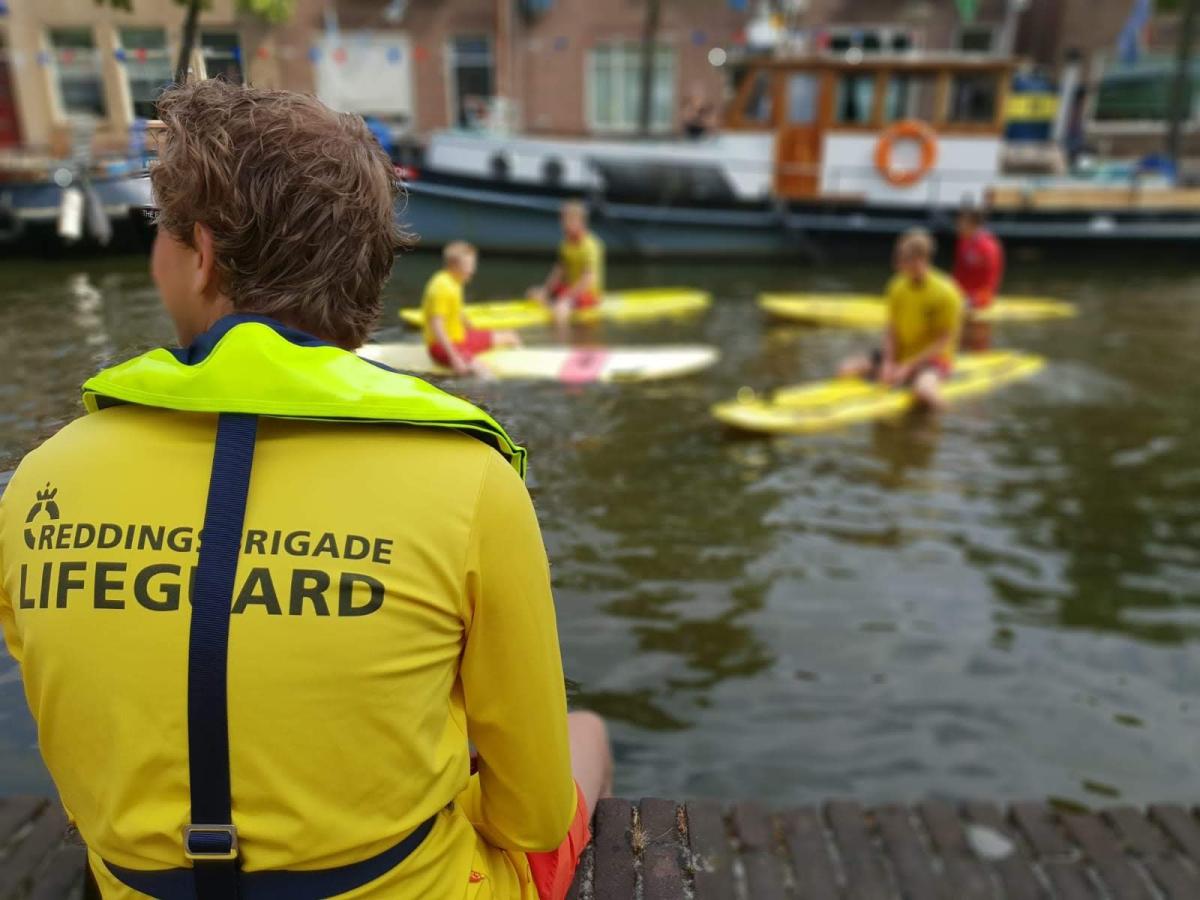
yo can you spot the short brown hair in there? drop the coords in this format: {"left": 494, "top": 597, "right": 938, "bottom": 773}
{"left": 443, "top": 241, "right": 477, "bottom": 267}
{"left": 896, "top": 228, "right": 935, "bottom": 261}
{"left": 152, "top": 80, "right": 405, "bottom": 347}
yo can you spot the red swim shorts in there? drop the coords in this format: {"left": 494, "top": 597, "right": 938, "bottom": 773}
{"left": 526, "top": 782, "right": 590, "bottom": 900}
{"left": 427, "top": 328, "right": 495, "bottom": 366}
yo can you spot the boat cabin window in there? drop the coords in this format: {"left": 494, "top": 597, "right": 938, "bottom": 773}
{"left": 740, "top": 70, "right": 775, "bottom": 125}
{"left": 948, "top": 72, "right": 999, "bottom": 123}
{"left": 834, "top": 73, "right": 876, "bottom": 125}
{"left": 785, "top": 73, "right": 819, "bottom": 124}
{"left": 884, "top": 74, "right": 939, "bottom": 123}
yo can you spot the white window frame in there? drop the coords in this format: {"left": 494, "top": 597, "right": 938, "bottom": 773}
{"left": 47, "top": 26, "right": 107, "bottom": 120}
{"left": 585, "top": 41, "right": 677, "bottom": 135}
{"left": 118, "top": 27, "right": 173, "bottom": 121}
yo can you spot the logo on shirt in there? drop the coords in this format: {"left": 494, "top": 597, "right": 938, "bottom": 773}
{"left": 23, "top": 484, "right": 60, "bottom": 550}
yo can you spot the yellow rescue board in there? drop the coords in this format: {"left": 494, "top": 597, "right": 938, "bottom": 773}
{"left": 400, "top": 287, "right": 711, "bottom": 331}
{"left": 759, "top": 293, "right": 1077, "bottom": 327}
{"left": 712, "top": 351, "right": 1045, "bottom": 435}
{"left": 359, "top": 343, "right": 719, "bottom": 383}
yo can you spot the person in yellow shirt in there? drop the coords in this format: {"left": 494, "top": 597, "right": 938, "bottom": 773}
{"left": 423, "top": 241, "right": 519, "bottom": 375}
{"left": 839, "top": 228, "right": 964, "bottom": 409}
{"left": 0, "top": 80, "right": 611, "bottom": 900}
{"left": 528, "top": 201, "right": 605, "bottom": 329}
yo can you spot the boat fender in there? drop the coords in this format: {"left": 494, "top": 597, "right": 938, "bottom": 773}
{"left": 490, "top": 151, "right": 512, "bottom": 181}
{"left": 874, "top": 120, "right": 938, "bottom": 188}
{"left": 542, "top": 157, "right": 564, "bottom": 187}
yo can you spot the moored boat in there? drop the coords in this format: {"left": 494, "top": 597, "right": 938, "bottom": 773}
{"left": 401, "top": 52, "right": 1200, "bottom": 258}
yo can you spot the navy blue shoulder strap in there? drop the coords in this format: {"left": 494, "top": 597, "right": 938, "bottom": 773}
{"left": 187, "top": 412, "right": 259, "bottom": 897}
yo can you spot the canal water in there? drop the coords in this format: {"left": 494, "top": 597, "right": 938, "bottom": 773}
{"left": 1, "top": 250, "right": 1198, "bottom": 807}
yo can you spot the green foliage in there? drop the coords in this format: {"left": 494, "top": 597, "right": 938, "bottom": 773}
{"left": 237, "top": 0, "right": 294, "bottom": 25}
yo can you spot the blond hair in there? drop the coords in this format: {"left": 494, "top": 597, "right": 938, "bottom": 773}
{"left": 561, "top": 200, "right": 588, "bottom": 222}
{"left": 896, "top": 228, "right": 935, "bottom": 261}
{"left": 151, "top": 80, "right": 406, "bottom": 348}
{"left": 443, "top": 241, "right": 477, "bottom": 267}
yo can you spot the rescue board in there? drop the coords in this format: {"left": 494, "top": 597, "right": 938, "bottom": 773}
{"left": 359, "top": 343, "right": 719, "bottom": 383}
{"left": 758, "top": 293, "right": 1076, "bottom": 327}
{"left": 712, "top": 351, "right": 1045, "bottom": 434}
{"left": 400, "top": 287, "right": 711, "bottom": 331}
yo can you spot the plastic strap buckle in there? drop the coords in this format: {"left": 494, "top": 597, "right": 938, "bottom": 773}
{"left": 183, "top": 824, "right": 239, "bottom": 862}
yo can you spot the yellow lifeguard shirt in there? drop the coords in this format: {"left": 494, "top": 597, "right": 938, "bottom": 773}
{"left": 558, "top": 233, "right": 604, "bottom": 296}
{"left": 421, "top": 269, "right": 468, "bottom": 346}
{"left": 0, "top": 406, "right": 575, "bottom": 899}
{"left": 884, "top": 267, "right": 964, "bottom": 364}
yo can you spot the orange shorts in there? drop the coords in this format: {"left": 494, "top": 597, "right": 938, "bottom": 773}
{"left": 526, "top": 782, "right": 590, "bottom": 900}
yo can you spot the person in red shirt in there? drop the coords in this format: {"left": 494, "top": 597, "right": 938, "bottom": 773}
{"left": 953, "top": 208, "right": 1004, "bottom": 312}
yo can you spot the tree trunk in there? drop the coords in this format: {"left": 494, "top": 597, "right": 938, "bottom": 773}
{"left": 637, "top": 0, "right": 662, "bottom": 137}
{"left": 175, "top": 0, "right": 203, "bottom": 85}
{"left": 1167, "top": 0, "right": 1198, "bottom": 171}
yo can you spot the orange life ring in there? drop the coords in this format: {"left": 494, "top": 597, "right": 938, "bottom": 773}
{"left": 874, "top": 120, "right": 939, "bottom": 188}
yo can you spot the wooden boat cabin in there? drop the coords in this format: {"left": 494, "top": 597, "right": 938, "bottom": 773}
{"left": 723, "top": 55, "right": 1015, "bottom": 207}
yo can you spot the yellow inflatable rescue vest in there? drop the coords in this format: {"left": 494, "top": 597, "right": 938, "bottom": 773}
{"left": 71, "top": 314, "right": 525, "bottom": 898}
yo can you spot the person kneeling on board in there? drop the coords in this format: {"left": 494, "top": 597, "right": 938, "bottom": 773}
{"left": 424, "top": 241, "right": 520, "bottom": 375}
{"left": 953, "top": 207, "right": 1004, "bottom": 314}
{"left": 0, "top": 80, "right": 612, "bottom": 900}
{"left": 527, "top": 200, "right": 605, "bottom": 329}
{"left": 839, "top": 228, "right": 963, "bottom": 409}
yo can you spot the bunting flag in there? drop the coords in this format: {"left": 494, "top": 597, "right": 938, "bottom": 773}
{"left": 692, "top": 29, "right": 708, "bottom": 46}
{"left": 114, "top": 48, "right": 127, "bottom": 62}
{"left": 553, "top": 36, "right": 569, "bottom": 51}
{"left": 386, "top": 46, "right": 403, "bottom": 64}
{"left": 955, "top": 0, "right": 978, "bottom": 23}
{"left": 308, "top": 46, "right": 321, "bottom": 63}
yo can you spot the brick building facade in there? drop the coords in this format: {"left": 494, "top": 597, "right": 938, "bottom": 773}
{"left": 0, "top": 0, "right": 1192, "bottom": 157}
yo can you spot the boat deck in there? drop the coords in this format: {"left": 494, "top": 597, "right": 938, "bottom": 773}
{"left": 4, "top": 794, "right": 1200, "bottom": 898}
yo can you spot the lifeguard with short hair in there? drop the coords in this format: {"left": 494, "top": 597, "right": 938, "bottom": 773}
{"left": 528, "top": 200, "right": 605, "bottom": 329}
{"left": 0, "top": 80, "right": 610, "bottom": 900}
{"left": 422, "top": 241, "right": 519, "bottom": 375}
{"left": 839, "top": 228, "right": 964, "bottom": 409}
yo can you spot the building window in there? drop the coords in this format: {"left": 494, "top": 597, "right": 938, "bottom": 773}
{"left": 956, "top": 25, "right": 996, "bottom": 54}
{"left": 948, "top": 73, "right": 999, "bottom": 123}
{"left": 49, "top": 28, "right": 106, "bottom": 117}
{"left": 835, "top": 73, "right": 876, "bottom": 124}
{"left": 1095, "top": 67, "right": 1197, "bottom": 122}
{"left": 588, "top": 43, "right": 676, "bottom": 133}
{"left": 448, "top": 36, "right": 494, "bottom": 128}
{"left": 120, "top": 28, "right": 172, "bottom": 119}
{"left": 202, "top": 31, "right": 243, "bottom": 84}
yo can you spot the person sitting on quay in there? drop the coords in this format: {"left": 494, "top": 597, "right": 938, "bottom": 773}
{"left": 839, "top": 228, "right": 963, "bottom": 410}
{"left": 953, "top": 206, "right": 1005, "bottom": 314}
{"left": 527, "top": 200, "right": 605, "bottom": 330}
{"left": 423, "top": 240, "right": 520, "bottom": 375}
{"left": 0, "top": 79, "right": 611, "bottom": 900}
